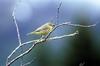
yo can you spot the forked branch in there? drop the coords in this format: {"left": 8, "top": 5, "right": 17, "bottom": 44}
{"left": 6, "top": 21, "right": 97, "bottom": 66}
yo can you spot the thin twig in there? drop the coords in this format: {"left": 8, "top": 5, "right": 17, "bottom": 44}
{"left": 23, "top": 60, "right": 35, "bottom": 66}
{"left": 49, "top": 30, "right": 79, "bottom": 40}
{"left": 56, "top": 1, "right": 62, "bottom": 24}
{"left": 67, "top": 22, "right": 97, "bottom": 27}
{"left": 12, "top": 8, "right": 22, "bottom": 45}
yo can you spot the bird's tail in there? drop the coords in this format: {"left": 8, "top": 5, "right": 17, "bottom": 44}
{"left": 26, "top": 32, "right": 35, "bottom": 36}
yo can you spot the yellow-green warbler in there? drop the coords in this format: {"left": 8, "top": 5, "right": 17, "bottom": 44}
{"left": 27, "top": 22, "right": 55, "bottom": 37}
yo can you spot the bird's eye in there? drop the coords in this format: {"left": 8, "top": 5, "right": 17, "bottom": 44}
{"left": 52, "top": 24, "right": 55, "bottom": 26}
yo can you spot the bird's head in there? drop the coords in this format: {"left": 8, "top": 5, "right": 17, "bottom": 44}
{"left": 47, "top": 22, "right": 55, "bottom": 27}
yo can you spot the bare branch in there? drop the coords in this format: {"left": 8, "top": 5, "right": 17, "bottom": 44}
{"left": 6, "top": 1, "right": 23, "bottom": 66}
{"left": 23, "top": 60, "right": 34, "bottom": 66}
{"left": 6, "top": 21, "right": 97, "bottom": 66}
{"left": 7, "top": 22, "right": 70, "bottom": 60}
{"left": 22, "top": 30, "right": 79, "bottom": 46}
{"left": 48, "top": 21, "right": 97, "bottom": 41}
{"left": 6, "top": 0, "right": 98, "bottom": 65}
{"left": 7, "top": 40, "right": 36, "bottom": 60}
{"left": 7, "top": 39, "right": 44, "bottom": 66}
{"left": 6, "top": 8, "right": 22, "bottom": 66}
{"left": 7, "top": 30, "right": 78, "bottom": 61}
{"left": 13, "top": 6, "right": 24, "bottom": 66}
{"left": 6, "top": 31, "right": 78, "bottom": 66}
{"left": 49, "top": 30, "right": 78, "bottom": 40}
{"left": 56, "top": 1, "right": 62, "bottom": 23}
{"left": 22, "top": 30, "right": 79, "bottom": 45}
{"left": 44, "top": 22, "right": 72, "bottom": 39}
{"left": 6, "top": 22, "right": 79, "bottom": 66}
{"left": 66, "top": 22, "right": 98, "bottom": 27}
{"left": 12, "top": 8, "right": 22, "bottom": 45}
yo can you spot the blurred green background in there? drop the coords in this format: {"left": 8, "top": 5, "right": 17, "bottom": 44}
{"left": 0, "top": 0, "right": 100, "bottom": 66}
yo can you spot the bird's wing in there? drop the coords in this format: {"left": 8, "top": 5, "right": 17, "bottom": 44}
{"left": 35, "top": 24, "right": 48, "bottom": 32}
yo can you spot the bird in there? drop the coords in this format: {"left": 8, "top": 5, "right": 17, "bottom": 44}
{"left": 27, "top": 22, "right": 55, "bottom": 38}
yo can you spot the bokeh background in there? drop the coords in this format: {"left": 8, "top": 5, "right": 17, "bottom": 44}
{"left": 0, "top": 0, "right": 100, "bottom": 66}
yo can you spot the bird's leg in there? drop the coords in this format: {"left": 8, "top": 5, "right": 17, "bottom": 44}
{"left": 41, "top": 35, "right": 45, "bottom": 39}
{"left": 38, "top": 35, "right": 45, "bottom": 41}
